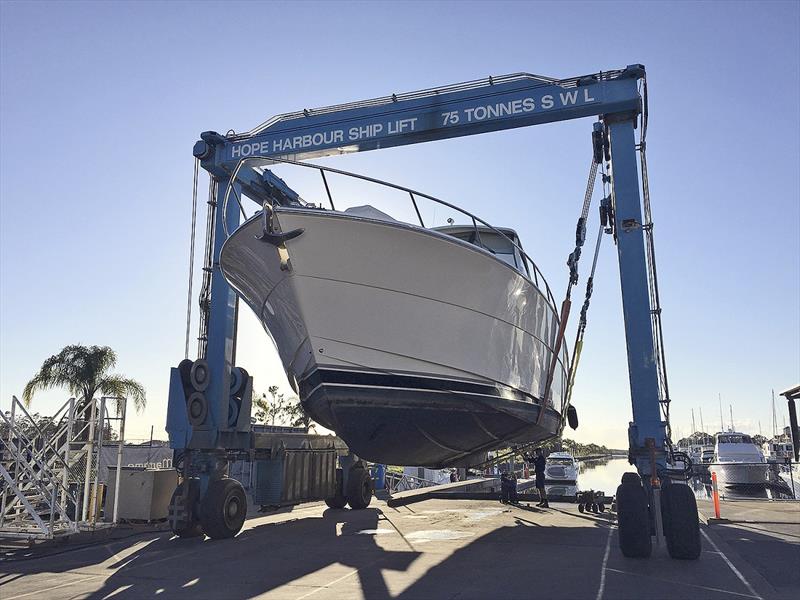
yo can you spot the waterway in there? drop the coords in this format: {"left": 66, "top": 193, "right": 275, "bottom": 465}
{"left": 572, "top": 456, "right": 796, "bottom": 500}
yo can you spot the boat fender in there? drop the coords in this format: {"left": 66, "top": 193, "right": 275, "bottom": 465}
{"left": 567, "top": 405, "right": 579, "bottom": 430}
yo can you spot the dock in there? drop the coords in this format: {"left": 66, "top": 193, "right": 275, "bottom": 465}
{"left": 1, "top": 497, "right": 796, "bottom": 599}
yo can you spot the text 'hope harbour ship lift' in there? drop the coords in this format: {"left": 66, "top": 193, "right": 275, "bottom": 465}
{"left": 165, "top": 64, "right": 701, "bottom": 560}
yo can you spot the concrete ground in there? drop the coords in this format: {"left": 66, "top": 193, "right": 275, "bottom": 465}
{"left": 0, "top": 498, "right": 796, "bottom": 600}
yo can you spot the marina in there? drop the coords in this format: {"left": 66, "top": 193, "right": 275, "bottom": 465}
{"left": 2, "top": 3, "right": 799, "bottom": 599}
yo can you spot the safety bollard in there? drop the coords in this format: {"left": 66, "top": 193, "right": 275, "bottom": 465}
{"left": 711, "top": 471, "right": 721, "bottom": 519}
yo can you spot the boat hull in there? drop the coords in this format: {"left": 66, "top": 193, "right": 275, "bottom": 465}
{"left": 220, "top": 207, "right": 567, "bottom": 467}
{"left": 714, "top": 463, "right": 770, "bottom": 486}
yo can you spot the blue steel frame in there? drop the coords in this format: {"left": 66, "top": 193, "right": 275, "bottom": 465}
{"left": 184, "top": 64, "right": 667, "bottom": 478}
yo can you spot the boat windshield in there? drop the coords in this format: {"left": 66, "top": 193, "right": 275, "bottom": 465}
{"left": 435, "top": 228, "right": 526, "bottom": 273}
{"left": 718, "top": 435, "right": 752, "bottom": 444}
{"left": 547, "top": 458, "right": 575, "bottom": 466}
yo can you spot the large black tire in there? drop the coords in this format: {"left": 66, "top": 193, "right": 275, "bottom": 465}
{"left": 661, "top": 483, "right": 701, "bottom": 560}
{"left": 199, "top": 478, "right": 247, "bottom": 539}
{"left": 346, "top": 467, "right": 373, "bottom": 510}
{"left": 616, "top": 483, "right": 652, "bottom": 558}
{"left": 325, "top": 469, "right": 347, "bottom": 509}
{"left": 168, "top": 480, "right": 203, "bottom": 538}
{"left": 621, "top": 472, "right": 642, "bottom": 486}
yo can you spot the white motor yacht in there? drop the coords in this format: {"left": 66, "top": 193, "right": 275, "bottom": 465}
{"left": 544, "top": 452, "right": 579, "bottom": 484}
{"left": 712, "top": 432, "right": 769, "bottom": 486}
{"left": 220, "top": 170, "right": 568, "bottom": 468}
{"left": 762, "top": 437, "right": 794, "bottom": 463}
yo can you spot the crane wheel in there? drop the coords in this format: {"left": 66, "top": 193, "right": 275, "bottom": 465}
{"left": 621, "top": 472, "right": 642, "bottom": 486}
{"left": 661, "top": 483, "right": 701, "bottom": 560}
{"left": 346, "top": 466, "right": 373, "bottom": 510}
{"left": 325, "top": 469, "right": 347, "bottom": 509}
{"left": 199, "top": 478, "right": 247, "bottom": 539}
{"left": 168, "top": 480, "right": 203, "bottom": 538}
{"left": 616, "top": 482, "right": 652, "bottom": 558}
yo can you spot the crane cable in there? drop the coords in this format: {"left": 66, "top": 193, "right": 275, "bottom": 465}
{"left": 638, "top": 75, "right": 674, "bottom": 448}
{"left": 563, "top": 224, "right": 604, "bottom": 409}
{"left": 184, "top": 158, "right": 200, "bottom": 359}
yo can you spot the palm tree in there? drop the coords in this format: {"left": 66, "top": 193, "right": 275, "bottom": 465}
{"left": 22, "top": 345, "right": 146, "bottom": 414}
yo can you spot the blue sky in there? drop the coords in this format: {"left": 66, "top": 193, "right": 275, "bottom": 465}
{"left": 1, "top": 1, "right": 798, "bottom": 447}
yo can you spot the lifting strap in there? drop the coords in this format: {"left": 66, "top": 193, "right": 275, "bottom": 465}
{"left": 564, "top": 222, "right": 604, "bottom": 411}
{"left": 538, "top": 157, "right": 600, "bottom": 423}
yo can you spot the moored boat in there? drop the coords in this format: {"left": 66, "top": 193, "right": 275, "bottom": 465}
{"left": 712, "top": 432, "right": 769, "bottom": 487}
{"left": 544, "top": 451, "right": 579, "bottom": 484}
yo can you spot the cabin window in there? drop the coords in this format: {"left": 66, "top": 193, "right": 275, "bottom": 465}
{"left": 718, "top": 435, "right": 752, "bottom": 444}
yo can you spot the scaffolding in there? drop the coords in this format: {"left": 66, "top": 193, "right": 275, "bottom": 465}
{"left": 0, "top": 395, "right": 127, "bottom": 540}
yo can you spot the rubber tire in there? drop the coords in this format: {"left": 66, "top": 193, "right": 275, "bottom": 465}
{"left": 661, "top": 483, "right": 701, "bottom": 560}
{"left": 578, "top": 504, "right": 585, "bottom": 513}
{"left": 621, "top": 472, "right": 642, "bottom": 486}
{"left": 325, "top": 469, "right": 347, "bottom": 509}
{"left": 598, "top": 503, "right": 606, "bottom": 513}
{"left": 169, "top": 480, "right": 203, "bottom": 538}
{"left": 200, "top": 478, "right": 247, "bottom": 539}
{"left": 346, "top": 467, "right": 373, "bottom": 510}
{"left": 616, "top": 483, "right": 652, "bottom": 558}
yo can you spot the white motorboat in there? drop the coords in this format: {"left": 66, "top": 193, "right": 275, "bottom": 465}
{"left": 762, "top": 437, "right": 794, "bottom": 463}
{"left": 220, "top": 169, "right": 568, "bottom": 468}
{"left": 544, "top": 452, "right": 579, "bottom": 484}
{"left": 712, "top": 432, "right": 769, "bottom": 487}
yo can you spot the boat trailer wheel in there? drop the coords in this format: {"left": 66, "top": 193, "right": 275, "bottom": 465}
{"left": 199, "top": 478, "right": 247, "bottom": 539}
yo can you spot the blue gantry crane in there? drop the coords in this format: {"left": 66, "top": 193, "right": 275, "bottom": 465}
{"left": 166, "top": 64, "right": 700, "bottom": 559}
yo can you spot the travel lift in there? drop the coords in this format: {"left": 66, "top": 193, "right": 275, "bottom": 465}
{"left": 166, "top": 64, "right": 701, "bottom": 559}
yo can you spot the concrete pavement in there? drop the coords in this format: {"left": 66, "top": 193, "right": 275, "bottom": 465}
{"left": 0, "top": 498, "right": 795, "bottom": 599}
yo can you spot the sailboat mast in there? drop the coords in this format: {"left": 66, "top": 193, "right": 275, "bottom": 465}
{"left": 719, "top": 393, "right": 724, "bottom": 432}
{"left": 772, "top": 389, "right": 777, "bottom": 437}
{"left": 692, "top": 408, "right": 696, "bottom": 436}
{"left": 730, "top": 405, "right": 735, "bottom": 431}
{"left": 700, "top": 407, "right": 705, "bottom": 435}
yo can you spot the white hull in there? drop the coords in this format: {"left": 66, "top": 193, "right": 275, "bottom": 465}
{"left": 220, "top": 207, "right": 566, "bottom": 466}
{"left": 713, "top": 463, "right": 770, "bottom": 486}
{"left": 544, "top": 453, "right": 579, "bottom": 483}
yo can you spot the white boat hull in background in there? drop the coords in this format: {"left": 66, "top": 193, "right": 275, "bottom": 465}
{"left": 713, "top": 463, "right": 770, "bottom": 486}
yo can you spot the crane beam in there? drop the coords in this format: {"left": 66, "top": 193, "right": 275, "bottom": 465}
{"left": 194, "top": 66, "right": 643, "bottom": 176}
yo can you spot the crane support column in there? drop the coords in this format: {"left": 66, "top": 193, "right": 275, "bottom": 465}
{"left": 197, "top": 176, "right": 242, "bottom": 449}
{"left": 607, "top": 117, "right": 666, "bottom": 477}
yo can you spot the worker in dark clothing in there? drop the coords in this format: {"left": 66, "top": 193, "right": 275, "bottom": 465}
{"left": 533, "top": 448, "right": 548, "bottom": 508}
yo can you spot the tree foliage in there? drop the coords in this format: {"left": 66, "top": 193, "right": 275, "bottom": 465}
{"left": 22, "top": 345, "right": 146, "bottom": 414}
{"left": 253, "top": 386, "right": 316, "bottom": 432}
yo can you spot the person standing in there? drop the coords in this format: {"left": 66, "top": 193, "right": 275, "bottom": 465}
{"left": 533, "top": 448, "right": 548, "bottom": 508}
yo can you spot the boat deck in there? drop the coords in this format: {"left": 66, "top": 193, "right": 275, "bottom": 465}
{"left": 2, "top": 497, "right": 796, "bottom": 599}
